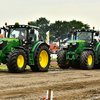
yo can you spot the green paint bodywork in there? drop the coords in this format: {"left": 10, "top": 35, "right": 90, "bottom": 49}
{"left": 31, "top": 41, "right": 42, "bottom": 52}
{"left": 66, "top": 40, "right": 86, "bottom": 61}
{"left": 94, "top": 43, "right": 100, "bottom": 62}
{"left": 0, "top": 37, "right": 41, "bottom": 65}
{"left": 66, "top": 39, "right": 100, "bottom": 64}
{"left": 29, "top": 41, "right": 42, "bottom": 65}
{"left": 0, "top": 38, "right": 20, "bottom": 63}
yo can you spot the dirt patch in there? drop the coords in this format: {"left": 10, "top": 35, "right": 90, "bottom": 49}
{"left": 0, "top": 61, "right": 100, "bottom": 99}
{"left": 50, "top": 60, "right": 57, "bottom": 65}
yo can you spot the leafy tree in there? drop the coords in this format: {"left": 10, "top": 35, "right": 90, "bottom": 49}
{"left": 30, "top": 17, "right": 90, "bottom": 44}
{"left": 30, "top": 17, "right": 50, "bottom": 41}
{"left": 50, "top": 20, "right": 90, "bottom": 43}
{"left": 69, "top": 20, "right": 90, "bottom": 29}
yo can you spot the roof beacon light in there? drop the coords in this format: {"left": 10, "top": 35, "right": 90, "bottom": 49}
{"left": 93, "top": 26, "right": 95, "bottom": 29}
{"left": 82, "top": 27, "right": 85, "bottom": 30}
{"left": 28, "top": 21, "right": 30, "bottom": 25}
{"left": 5, "top": 22, "right": 7, "bottom": 25}
{"left": 72, "top": 27, "right": 75, "bottom": 29}
{"left": 15, "top": 22, "right": 19, "bottom": 26}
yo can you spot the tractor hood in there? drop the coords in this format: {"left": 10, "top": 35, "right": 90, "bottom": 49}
{"left": 0, "top": 38, "right": 19, "bottom": 42}
{"left": 0, "top": 38, "right": 20, "bottom": 50}
{"left": 67, "top": 40, "right": 86, "bottom": 54}
{"left": 68, "top": 40, "right": 86, "bottom": 43}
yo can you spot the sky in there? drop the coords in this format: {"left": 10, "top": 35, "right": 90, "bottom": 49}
{"left": 0, "top": 0, "right": 100, "bottom": 29}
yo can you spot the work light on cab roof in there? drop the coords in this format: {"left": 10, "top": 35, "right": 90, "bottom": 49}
{"left": 81, "top": 27, "right": 85, "bottom": 30}
{"left": 5, "top": 22, "right": 7, "bottom": 25}
{"left": 28, "top": 21, "right": 30, "bottom": 25}
{"left": 93, "top": 26, "right": 95, "bottom": 29}
{"left": 15, "top": 22, "right": 19, "bottom": 26}
{"left": 72, "top": 27, "right": 75, "bottom": 29}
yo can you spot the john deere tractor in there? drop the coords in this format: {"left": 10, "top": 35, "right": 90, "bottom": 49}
{"left": 0, "top": 22, "right": 50, "bottom": 73}
{"left": 57, "top": 27, "right": 100, "bottom": 69}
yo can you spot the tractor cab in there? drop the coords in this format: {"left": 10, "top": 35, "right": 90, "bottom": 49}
{"left": 70, "top": 27, "right": 100, "bottom": 47}
{"left": 2, "top": 22, "right": 39, "bottom": 41}
{"left": 0, "top": 22, "right": 40, "bottom": 49}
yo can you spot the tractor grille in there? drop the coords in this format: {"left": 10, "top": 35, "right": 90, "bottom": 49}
{"left": 68, "top": 43, "right": 79, "bottom": 51}
{"left": 69, "top": 54, "right": 72, "bottom": 58}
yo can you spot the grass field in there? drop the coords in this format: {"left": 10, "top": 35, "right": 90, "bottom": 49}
{"left": 0, "top": 66, "right": 7, "bottom": 69}
{"left": 0, "top": 66, "right": 30, "bottom": 69}
{"left": 0, "top": 58, "right": 57, "bottom": 69}
{"left": 0, "top": 64, "right": 58, "bottom": 69}
{"left": 51, "top": 58, "right": 57, "bottom": 60}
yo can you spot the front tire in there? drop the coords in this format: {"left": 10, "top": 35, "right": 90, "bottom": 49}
{"left": 57, "top": 50, "right": 70, "bottom": 69}
{"left": 30, "top": 45, "right": 50, "bottom": 72}
{"left": 80, "top": 51, "right": 94, "bottom": 70}
{"left": 7, "top": 49, "right": 27, "bottom": 73}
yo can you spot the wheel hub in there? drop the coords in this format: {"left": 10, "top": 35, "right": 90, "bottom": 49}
{"left": 17, "top": 55, "right": 24, "bottom": 68}
{"left": 39, "top": 50, "right": 48, "bottom": 68}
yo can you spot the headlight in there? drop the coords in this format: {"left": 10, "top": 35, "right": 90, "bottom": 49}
{"left": 72, "top": 43, "right": 76, "bottom": 45}
{"left": 0, "top": 41, "right": 3, "bottom": 44}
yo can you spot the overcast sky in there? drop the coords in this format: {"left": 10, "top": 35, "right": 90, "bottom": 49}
{"left": 0, "top": 0, "right": 100, "bottom": 29}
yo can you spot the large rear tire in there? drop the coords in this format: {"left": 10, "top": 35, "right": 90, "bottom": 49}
{"left": 57, "top": 50, "right": 70, "bottom": 69}
{"left": 30, "top": 45, "right": 50, "bottom": 72}
{"left": 7, "top": 49, "right": 27, "bottom": 73}
{"left": 80, "top": 51, "right": 94, "bottom": 70}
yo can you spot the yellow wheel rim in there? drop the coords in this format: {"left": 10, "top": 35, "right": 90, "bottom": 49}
{"left": 88, "top": 55, "right": 92, "bottom": 65}
{"left": 39, "top": 50, "right": 49, "bottom": 68}
{"left": 66, "top": 60, "right": 69, "bottom": 64}
{"left": 17, "top": 55, "right": 24, "bottom": 68}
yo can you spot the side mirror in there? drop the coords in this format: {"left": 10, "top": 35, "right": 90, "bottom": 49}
{"left": 30, "top": 29, "right": 34, "bottom": 34}
{"left": 0, "top": 29, "right": 1, "bottom": 34}
{"left": 29, "top": 37, "right": 32, "bottom": 41}
{"left": 95, "top": 32, "right": 99, "bottom": 36}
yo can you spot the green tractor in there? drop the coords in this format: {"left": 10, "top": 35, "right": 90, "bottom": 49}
{"left": 57, "top": 27, "right": 100, "bottom": 69}
{"left": 0, "top": 22, "right": 50, "bottom": 73}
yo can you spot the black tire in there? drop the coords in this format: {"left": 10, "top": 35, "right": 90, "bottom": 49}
{"left": 94, "top": 55, "right": 100, "bottom": 69}
{"left": 30, "top": 45, "right": 50, "bottom": 72}
{"left": 80, "top": 51, "right": 94, "bottom": 70}
{"left": 94, "top": 64, "right": 100, "bottom": 69}
{"left": 7, "top": 49, "right": 27, "bottom": 73}
{"left": 57, "top": 50, "right": 70, "bottom": 69}
{"left": 71, "top": 60, "right": 80, "bottom": 69}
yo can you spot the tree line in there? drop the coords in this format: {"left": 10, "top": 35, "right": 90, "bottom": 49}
{"left": 30, "top": 17, "right": 90, "bottom": 43}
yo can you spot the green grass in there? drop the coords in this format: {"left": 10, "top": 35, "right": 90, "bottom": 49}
{"left": 49, "top": 65, "right": 58, "bottom": 67}
{"left": 51, "top": 58, "right": 57, "bottom": 60}
{"left": 0, "top": 66, "right": 7, "bottom": 69}
{"left": 0, "top": 65, "right": 30, "bottom": 69}
{"left": 0, "top": 62, "right": 58, "bottom": 70}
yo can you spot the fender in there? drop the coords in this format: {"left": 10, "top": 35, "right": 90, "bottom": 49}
{"left": 95, "top": 43, "right": 100, "bottom": 63}
{"left": 83, "top": 47, "right": 95, "bottom": 54}
{"left": 33, "top": 42, "right": 49, "bottom": 59}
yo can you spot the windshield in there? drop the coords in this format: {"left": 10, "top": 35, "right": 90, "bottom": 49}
{"left": 8, "top": 28, "right": 27, "bottom": 40}
{"left": 76, "top": 32, "right": 92, "bottom": 42}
